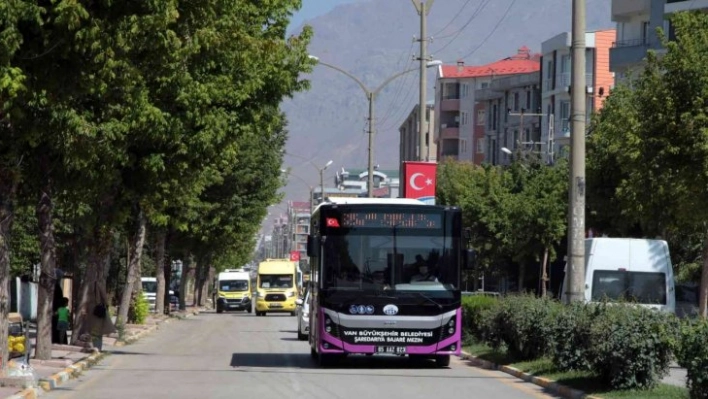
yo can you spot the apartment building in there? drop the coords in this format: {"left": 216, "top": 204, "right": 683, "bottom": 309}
{"left": 540, "top": 29, "right": 615, "bottom": 161}
{"left": 477, "top": 71, "right": 542, "bottom": 165}
{"left": 434, "top": 47, "right": 540, "bottom": 162}
{"left": 286, "top": 201, "right": 310, "bottom": 257}
{"left": 610, "top": 0, "right": 705, "bottom": 81}
{"left": 399, "top": 101, "right": 436, "bottom": 168}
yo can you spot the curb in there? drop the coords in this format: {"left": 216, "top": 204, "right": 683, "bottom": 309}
{"left": 460, "top": 351, "right": 604, "bottom": 399}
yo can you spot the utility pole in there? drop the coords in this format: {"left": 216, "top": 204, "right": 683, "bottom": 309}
{"left": 567, "top": 0, "right": 586, "bottom": 303}
{"left": 413, "top": 0, "right": 434, "bottom": 162}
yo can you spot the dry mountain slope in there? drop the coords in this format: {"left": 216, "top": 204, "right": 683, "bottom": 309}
{"left": 280, "top": 0, "right": 612, "bottom": 203}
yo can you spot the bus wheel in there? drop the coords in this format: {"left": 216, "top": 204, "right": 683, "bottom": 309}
{"left": 290, "top": 311, "right": 297, "bottom": 316}
{"left": 310, "top": 347, "right": 317, "bottom": 360}
{"left": 435, "top": 355, "right": 450, "bottom": 368}
{"left": 246, "top": 307, "right": 252, "bottom": 313}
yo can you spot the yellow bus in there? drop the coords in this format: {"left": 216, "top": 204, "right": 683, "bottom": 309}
{"left": 255, "top": 259, "right": 298, "bottom": 316}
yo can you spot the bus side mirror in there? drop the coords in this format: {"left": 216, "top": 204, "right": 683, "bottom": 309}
{"left": 307, "top": 235, "right": 320, "bottom": 258}
{"left": 463, "top": 249, "right": 477, "bottom": 270}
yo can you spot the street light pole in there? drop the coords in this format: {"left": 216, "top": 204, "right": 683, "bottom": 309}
{"left": 309, "top": 56, "right": 441, "bottom": 197}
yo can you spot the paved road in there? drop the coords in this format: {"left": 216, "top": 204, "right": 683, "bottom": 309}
{"left": 44, "top": 310, "right": 559, "bottom": 399}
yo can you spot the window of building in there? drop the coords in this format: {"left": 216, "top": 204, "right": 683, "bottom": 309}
{"left": 480, "top": 82, "right": 489, "bottom": 89}
{"left": 526, "top": 90, "right": 531, "bottom": 111}
{"left": 477, "top": 109, "right": 486, "bottom": 125}
{"left": 560, "top": 100, "right": 571, "bottom": 132}
{"left": 477, "top": 138, "right": 485, "bottom": 154}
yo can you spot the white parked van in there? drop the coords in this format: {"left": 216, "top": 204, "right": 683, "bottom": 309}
{"left": 141, "top": 277, "right": 174, "bottom": 313}
{"left": 560, "top": 238, "right": 676, "bottom": 313}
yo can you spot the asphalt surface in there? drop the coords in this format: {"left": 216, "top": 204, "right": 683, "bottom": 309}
{"left": 43, "top": 310, "right": 560, "bottom": 399}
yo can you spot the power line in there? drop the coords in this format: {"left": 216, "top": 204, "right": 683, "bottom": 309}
{"left": 430, "top": 0, "right": 475, "bottom": 38}
{"left": 376, "top": 42, "right": 416, "bottom": 127}
{"left": 455, "top": 0, "right": 518, "bottom": 62}
{"left": 430, "top": 0, "right": 491, "bottom": 56}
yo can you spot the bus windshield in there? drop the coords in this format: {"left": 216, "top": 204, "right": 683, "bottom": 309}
{"left": 322, "top": 234, "right": 459, "bottom": 292}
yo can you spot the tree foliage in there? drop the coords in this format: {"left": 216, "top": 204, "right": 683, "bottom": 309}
{"left": 437, "top": 158, "right": 568, "bottom": 287}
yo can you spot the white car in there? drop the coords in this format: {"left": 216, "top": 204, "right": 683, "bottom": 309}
{"left": 295, "top": 287, "right": 310, "bottom": 341}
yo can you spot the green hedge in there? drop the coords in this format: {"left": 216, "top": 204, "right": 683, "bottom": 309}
{"left": 676, "top": 319, "right": 708, "bottom": 399}
{"left": 461, "top": 295, "right": 498, "bottom": 344}
{"left": 467, "top": 295, "right": 680, "bottom": 391}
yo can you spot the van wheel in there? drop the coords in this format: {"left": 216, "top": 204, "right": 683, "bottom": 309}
{"left": 216, "top": 306, "right": 223, "bottom": 314}
{"left": 246, "top": 307, "right": 252, "bottom": 313}
{"left": 298, "top": 330, "right": 308, "bottom": 341}
{"left": 291, "top": 311, "right": 297, "bottom": 316}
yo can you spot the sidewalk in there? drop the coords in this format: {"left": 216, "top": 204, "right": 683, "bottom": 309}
{"left": 1, "top": 307, "right": 203, "bottom": 399}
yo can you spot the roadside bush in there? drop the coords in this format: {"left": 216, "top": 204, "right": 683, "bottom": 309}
{"left": 551, "top": 301, "right": 599, "bottom": 371}
{"left": 676, "top": 318, "right": 708, "bottom": 399}
{"left": 588, "top": 304, "right": 677, "bottom": 390}
{"left": 483, "top": 294, "right": 562, "bottom": 361}
{"left": 128, "top": 293, "right": 150, "bottom": 324}
{"left": 461, "top": 294, "right": 498, "bottom": 343}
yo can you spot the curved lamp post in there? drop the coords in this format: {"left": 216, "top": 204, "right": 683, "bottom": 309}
{"left": 309, "top": 55, "right": 442, "bottom": 197}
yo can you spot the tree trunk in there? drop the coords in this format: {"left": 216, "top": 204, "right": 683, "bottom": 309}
{"left": 0, "top": 174, "right": 18, "bottom": 374}
{"left": 518, "top": 261, "right": 526, "bottom": 293}
{"left": 117, "top": 209, "right": 147, "bottom": 326}
{"left": 72, "top": 230, "right": 112, "bottom": 345}
{"left": 540, "top": 247, "right": 549, "bottom": 298}
{"left": 35, "top": 161, "right": 57, "bottom": 360}
{"left": 155, "top": 231, "right": 167, "bottom": 315}
{"left": 699, "top": 237, "right": 708, "bottom": 318}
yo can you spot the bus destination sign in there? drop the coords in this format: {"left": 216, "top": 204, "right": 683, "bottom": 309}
{"left": 336, "top": 211, "right": 442, "bottom": 229}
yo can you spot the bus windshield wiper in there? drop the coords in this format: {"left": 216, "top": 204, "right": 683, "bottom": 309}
{"left": 409, "top": 292, "right": 444, "bottom": 310}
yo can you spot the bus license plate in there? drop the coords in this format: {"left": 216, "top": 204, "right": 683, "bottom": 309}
{"left": 376, "top": 346, "right": 406, "bottom": 354}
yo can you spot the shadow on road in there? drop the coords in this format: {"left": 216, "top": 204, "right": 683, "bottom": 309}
{"left": 229, "top": 352, "right": 445, "bottom": 370}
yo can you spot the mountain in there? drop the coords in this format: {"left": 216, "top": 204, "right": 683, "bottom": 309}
{"left": 288, "top": 0, "right": 368, "bottom": 33}
{"left": 277, "top": 0, "right": 613, "bottom": 208}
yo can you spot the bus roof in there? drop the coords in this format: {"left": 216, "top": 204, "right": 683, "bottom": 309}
{"left": 313, "top": 197, "right": 427, "bottom": 213}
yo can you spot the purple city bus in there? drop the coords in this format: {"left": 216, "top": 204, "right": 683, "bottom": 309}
{"left": 306, "top": 198, "right": 472, "bottom": 367}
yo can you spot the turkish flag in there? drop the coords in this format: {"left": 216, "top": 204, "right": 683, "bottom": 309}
{"left": 403, "top": 162, "right": 437, "bottom": 200}
{"left": 289, "top": 251, "right": 300, "bottom": 261}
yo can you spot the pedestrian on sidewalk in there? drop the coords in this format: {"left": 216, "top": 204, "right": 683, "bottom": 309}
{"left": 56, "top": 297, "right": 71, "bottom": 344}
{"left": 88, "top": 282, "right": 116, "bottom": 352}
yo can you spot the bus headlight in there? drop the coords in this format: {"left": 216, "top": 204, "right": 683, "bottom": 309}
{"left": 286, "top": 291, "right": 295, "bottom": 298}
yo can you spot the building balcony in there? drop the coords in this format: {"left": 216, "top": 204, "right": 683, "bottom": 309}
{"left": 490, "top": 72, "right": 540, "bottom": 91}
{"left": 439, "top": 125, "right": 460, "bottom": 140}
{"left": 440, "top": 98, "right": 460, "bottom": 112}
{"left": 476, "top": 88, "right": 503, "bottom": 101}
{"left": 665, "top": 0, "right": 708, "bottom": 14}
{"left": 611, "top": 0, "right": 650, "bottom": 22}
{"left": 609, "top": 40, "right": 651, "bottom": 71}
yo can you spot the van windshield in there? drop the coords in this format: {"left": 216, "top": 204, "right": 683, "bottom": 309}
{"left": 591, "top": 270, "right": 666, "bottom": 304}
{"left": 219, "top": 280, "right": 249, "bottom": 292}
{"left": 260, "top": 274, "right": 293, "bottom": 289}
{"left": 142, "top": 281, "right": 157, "bottom": 293}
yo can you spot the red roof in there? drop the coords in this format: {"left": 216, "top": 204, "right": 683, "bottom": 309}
{"left": 441, "top": 46, "right": 541, "bottom": 79}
